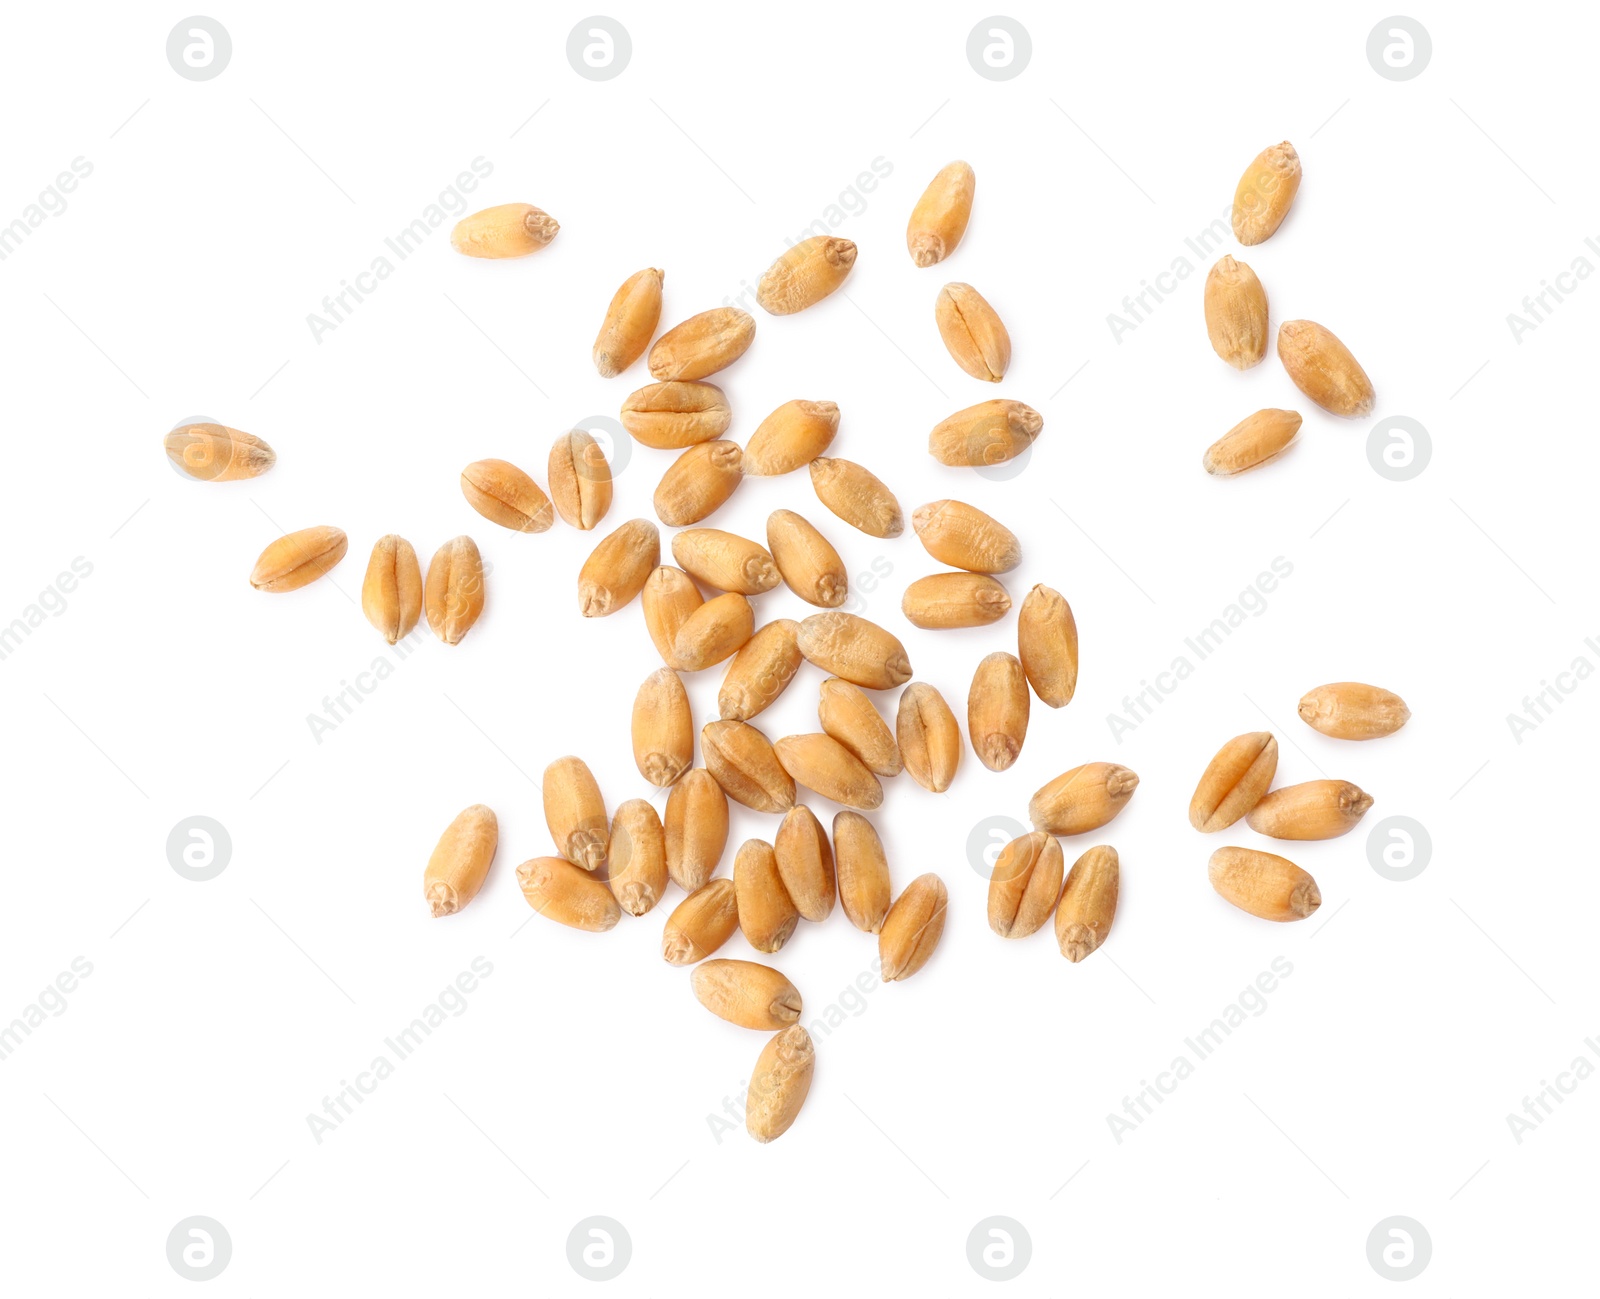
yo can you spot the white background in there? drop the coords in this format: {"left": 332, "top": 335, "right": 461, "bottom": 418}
{"left": 1, "top": 2, "right": 1593, "bottom": 1292}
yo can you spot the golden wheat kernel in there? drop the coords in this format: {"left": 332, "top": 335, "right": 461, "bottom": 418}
{"left": 424, "top": 804, "right": 498, "bottom": 918}
{"left": 250, "top": 526, "right": 347, "bottom": 593}
{"left": 907, "top": 162, "right": 975, "bottom": 267}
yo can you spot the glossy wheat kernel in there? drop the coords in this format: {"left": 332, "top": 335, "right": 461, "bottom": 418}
{"left": 913, "top": 500, "right": 1021, "bottom": 573}
{"left": 767, "top": 509, "right": 847, "bottom": 607}
{"left": 833, "top": 812, "right": 892, "bottom": 933}
{"left": 662, "top": 878, "right": 740, "bottom": 964}
{"left": 702, "top": 720, "right": 796, "bottom": 813}
{"left": 746, "top": 1025, "right": 815, "bottom": 1142}
{"left": 929, "top": 400, "right": 1042, "bottom": 469}
{"left": 907, "top": 161, "right": 975, "bottom": 267}
{"left": 1017, "top": 584, "right": 1079, "bottom": 708}
{"left": 1056, "top": 845, "right": 1119, "bottom": 961}
{"left": 543, "top": 756, "right": 608, "bottom": 871}
{"left": 935, "top": 282, "right": 1010, "bottom": 381}
{"left": 424, "top": 535, "right": 485, "bottom": 643}
{"left": 593, "top": 267, "right": 664, "bottom": 377}
{"left": 1299, "top": 682, "right": 1410, "bottom": 739}
{"left": 1203, "top": 408, "right": 1302, "bottom": 476}
{"left": 548, "top": 428, "right": 614, "bottom": 530}
{"left": 654, "top": 440, "right": 744, "bottom": 527}
{"left": 774, "top": 806, "right": 836, "bottom": 922}
{"left": 672, "top": 592, "right": 755, "bottom": 671}
{"left": 735, "top": 839, "right": 799, "bottom": 953}
{"left": 879, "top": 874, "right": 948, "bottom": 981}
{"left": 1189, "top": 732, "right": 1278, "bottom": 832}
{"left": 643, "top": 566, "right": 704, "bottom": 668}
{"left": 649, "top": 307, "right": 756, "bottom": 380}
{"left": 1204, "top": 256, "right": 1269, "bottom": 369}
{"left": 968, "top": 652, "right": 1030, "bottom": 772}
{"left": 987, "top": 831, "right": 1062, "bottom": 939}
{"left": 745, "top": 400, "right": 840, "bottom": 476}
{"left": 1231, "top": 142, "right": 1300, "bottom": 246}
{"left": 250, "top": 526, "right": 347, "bottom": 593}
{"left": 719, "top": 620, "right": 802, "bottom": 721}
{"left": 756, "top": 237, "right": 856, "bottom": 314}
{"left": 460, "top": 458, "right": 554, "bottom": 532}
{"left": 902, "top": 573, "right": 1010, "bottom": 630}
{"left": 578, "top": 518, "right": 659, "bottom": 616}
{"left": 516, "top": 856, "right": 621, "bottom": 931}
{"left": 897, "top": 683, "right": 962, "bottom": 793}
{"left": 818, "top": 678, "right": 901, "bottom": 777}
{"left": 692, "top": 960, "right": 802, "bottom": 1030}
{"left": 1209, "top": 846, "right": 1320, "bottom": 921}
{"left": 1278, "top": 321, "right": 1375, "bottom": 418}
{"left": 774, "top": 734, "right": 883, "bottom": 811}
{"left": 664, "top": 769, "right": 729, "bottom": 892}
{"left": 620, "top": 381, "right": 732, "bottom": 448}
{"left": 1030, "top": 763, "right": 1138, "bottom": 835}
{"left": 809, "top": 457, "right": 904, "bottom": 537}
{"left": 1247, "top": 780, "right": 1374, "bottom": 840}
{"left": 424, "top": 804, "right": 497, "bottom": 918}
{"left": 165, "top": 422, "right": 275, "bottom": 481}
{"left": 450, "top": 202, "right": 559, "bottom": 258}
{"left": 608, "top": 799, "right": 668, "bottom": 916}
{"left": 361, "top": 535, "right": 422, "bottom": 644}
{"left": 633, "top": 668, "right": 693, "bottom": 787}
{"left": 797, "top": 613, "right": 912, "bottom": 690}
{"left": 672, "top": 528, "right": 779, "bottom": 595}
